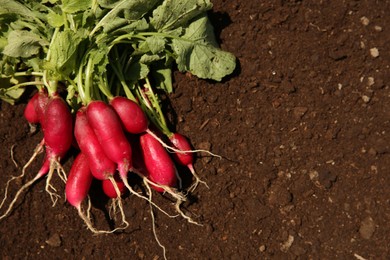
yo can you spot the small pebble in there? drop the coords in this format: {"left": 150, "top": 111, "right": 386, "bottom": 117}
{"left": 361, "top": 95, "right": 371, "bottom": 103}
{"left": 374, "top": 25, "right": 382, "bottom": 32}
{"left": 359, "top": 216, "right": 375, "bottom": 239}
{"left": 360, "top": 16, "right": 370, "bottom": 26}
{"left": 370, "top": 48, "right": 379, "bottom": 58}
{"left": 45, "top": 233, "right": 62, "bottom": 247}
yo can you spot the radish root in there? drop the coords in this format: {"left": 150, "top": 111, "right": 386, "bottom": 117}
{"left": 10, "top": 144, "right": 19, "bottom": 168}
{"left": 120, "top": 172, "right": 177, "bottom": 218}
{"left": 0, "top": 174, "right": 40, "bottom": 220}
{"left": 108, "top": 176, "right": 129, "bottom": 229}
{"left": 144, "top": 181, "right": 167, "bottom": 260}
{"left": 187, "top": 164, "right": 209, "bottom": 192}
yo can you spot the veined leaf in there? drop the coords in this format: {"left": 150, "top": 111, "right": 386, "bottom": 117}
{"left": 151, "top": 0, "right": 212, "bottom": 32}
{"left": 172, "top": 14, "right": 235, "bottom": 81}
{"left": 62, "top": 0, "right": 92, "bottom": 13}
{"left": 0, "top": 0, "right": 35, "bottom": 18}
{"left": 0, "top": 77, "right": 25, "bottom": 104}
{"left": 45, "top": 29, "right": 88, "bottom": 79}
{"left": 91, "top": 0, "right": 159, "bottom": 36}
{"left": 3, "top": 30, "right": 49, "bottom": 58}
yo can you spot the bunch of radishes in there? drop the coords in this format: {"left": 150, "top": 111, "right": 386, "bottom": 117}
{"left": 1, "top": 83, "right": 210, "bottom": 233}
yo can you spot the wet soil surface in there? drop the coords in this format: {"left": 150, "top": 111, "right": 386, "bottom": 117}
{"left": 1, "top": 1, "right": 390, "bottom": 259}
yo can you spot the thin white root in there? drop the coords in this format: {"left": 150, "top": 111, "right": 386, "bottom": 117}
{"left": 55, "top": 162, "right": 68, "bottom": 183}
{"left": 0, "top": 174, "right": 40, "bottom": 220}
{"left": 1, "top": 141, "right": 45, "bottom": 210}
{"left": 108, "top": 176, "right": 129, "bottom": 229}
{"left": 77, "top": 204, "right": 125, "bottom": 234}
{"left": 145, "top": 182, "right": 167, "bottom": 260}
{"left": 45, "top": 161, "right": 60, "bottom": 207}
{"left": 174, "top": 200, "right": 202, "bottom": 226}
{"left": 108, "top": 199, "right": 118, "bottom": 220}
{"left": 10, "top": 144, "right": 19, "bottom": 168}
{"left": 146, "top": 129, "right": 222, "bottom": 159}
{"left": 20, "top": 140, "right": 45, "bottom": 180}
{"left": 0, "top": 177, "right": 16, "bottom": 209}
{"left": 141, "top": 178, "right": 179, "bottom": 219}
{"left": 121, "top": 175, "right": 177, "bottom": 218}
{"left": 141, "top": 176, "right": 186, "bottom": 202}
{"left": 188, "top": 164, "right": 209, "bottom": 192}
{"left": 86, "top": 195, "right": 92, "bottom": 219}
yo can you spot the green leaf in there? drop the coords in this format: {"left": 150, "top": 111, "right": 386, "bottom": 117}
{"left": 0, "top": 77, "right": 25, "bottom": 104}
{"left": 3, "top": 30, "right": 49, "bottom": 58}
{"left": 151, "top": 0, "right": 213, "bottom": 32}
{"left": 46, "top": 10, "right": 65, "bottom": 27}
{"left": 140, "top": 53, "right": 163, "bottom": 64}
{"left": 62, "top": 0, "right": 92, "bottom": 13}
{"left": 45, "top": 29, "right": 88, "bottom": 79}
{"left": 125, "top": 60, "right": 149, "bottom": 83}
{"left": 91, "top": 0, "right": 159, "bottom": 36}
{"left": 0, "top": 0, "right": 35, "bottom": 18}
{"left": 152, "top": 66, "right": 172, "bottom": 93}
{"left": 146, "top": 36, "right": 166, "bottom": 54}
{"left": 171, "top": 14, "right": 236, "bottom": 81}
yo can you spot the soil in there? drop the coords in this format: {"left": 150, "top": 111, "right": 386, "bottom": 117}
{"left": 1, "top": 0, "right": 390, "bottom": 259}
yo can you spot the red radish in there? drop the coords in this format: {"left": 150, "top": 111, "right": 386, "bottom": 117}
{"left": 75, "top": 106, "right": 130, "bottom": 229}
{"left": 139, "top": 132, "right": 177, "bottom": 192}
{"left": 110, "top": 96, "right": 148, "bottom": 134}
{"left": 74, "top": 107, "right": 116, "bottom": 180}
{"left": 102, "top": 174, "right": 125, "bottom": 199}
{"left": 41, "top": 96, "right": 73, "bottom": 157}
{"left": 66, "top": 153, "right": 93, "bottom": 209}
{"left": 139, "top": 132, "right": 200, "bottom": 226}
{"left": 66, "top": 152, "right": 110, "bottom": 233}
{"left": 86, "top": 100, "right": 146, "bottom": 221}
{"left": 35, "top": 90, "right": 50, "bottom": 124}
{"left": 110, "top": 97, "right": 178, "bottom": 154}
{"left": 169, "top": 133, "right": 208, "bottom": 191}
{"left": 0, "top": 95, "right": 73, "bottom": 219}
{"left": 86, "top": 100, "right": 132, "bottom": 178}
{"left": 24, "top": 92, "right": 40, "bottom": 123}
{"left": 169, "top": 133, "right": 193, "bottom": 166}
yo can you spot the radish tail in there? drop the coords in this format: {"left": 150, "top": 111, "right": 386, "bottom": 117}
{"left": 144, "top": 182, "right": 167, "bottom": 260}
{"left": 119, "top": 173, "right": 176, "bottom": 218}
{"left": 45, "top": 160, "right": 61, "bottom": 206}
{"left": 187, "top": 164, "right": 209, "bottom": 192}
{"left": 0, "top": 174, "right": 41, "bottom": 220}
{"left": 146, "top": 130, "right": 222, "bottom": 158}
{"left": 108, "top": 175, "right": 129, "bottom": 229}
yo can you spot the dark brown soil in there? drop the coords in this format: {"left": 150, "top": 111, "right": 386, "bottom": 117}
{"left": 1, "top": 0, "right": 390, "bottom": 259}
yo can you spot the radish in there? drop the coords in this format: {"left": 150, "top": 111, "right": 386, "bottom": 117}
{"left": 40, "top": 95, "right": 73, "bottom": 200}
{"left": 23, "top": 92, "right": 40, "bottom": 123}
{"left": 74, "top": 107, "right": 129, "bottom": 229}
{"left": 66, "top": 153, "right": 93, "bottom": 216}
{"left": 66, "top": 152, "right": 118, "bottom": 233}
{"left": 0, "top": 95, "right": 73, "bottom": 219}
{"left": 42, "top": 95, "right": 73, "bottom": 158}
{"left": 139, "top": 132, "right": 177, "bottom": 192}
{"left": 109, "top": 96, "right": 181, "bottom": 155}
{"left": 102, "top": 174, "right": 128, "bottom": 222}
{"left": 169, "top": 133, "right": 209, "bottom": 191}
{"left": 102, "top": 174, "right": 125, "bottom": 199}
{"left": 35, "top": 90, "right": 50, "bottom": 124}
{"left": 139, "top": 132, "right": 199, "bottom": 225}
{"left": 109, "top": 96, "right": 148, "bottom": 134}
{"left": 74, "top": 107, "right": 116, "bottom": 181}
{"left": 85, "top": 100, "right": 158, "bottom": 223}
{"left": 86, "top": 100, "right": 132, "bottom": 177}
